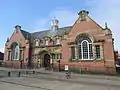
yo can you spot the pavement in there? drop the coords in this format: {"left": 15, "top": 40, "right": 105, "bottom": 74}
{"left": 0, "top": 67, "right": 120, "bottom": 90}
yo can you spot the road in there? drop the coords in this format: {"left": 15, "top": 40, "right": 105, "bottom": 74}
{"left": 0, "top": 67, "right": 120, "bottom": 90}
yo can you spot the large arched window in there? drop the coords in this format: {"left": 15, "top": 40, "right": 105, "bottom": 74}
{"left": 78, "top": 36, "right": 93, "bottom": 60}
{"left": 11, "top": 42, "right": 20, "bottom": 60}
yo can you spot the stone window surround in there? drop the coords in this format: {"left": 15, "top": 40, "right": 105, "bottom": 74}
{"left": 7, "top": 47, "right": 24, "bottom": 61}
{"left": 69, "top": 42, "right": 103, "bottom": 61}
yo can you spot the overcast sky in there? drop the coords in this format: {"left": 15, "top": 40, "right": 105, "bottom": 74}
{"left": 0, "top": 0, "right": 120, "bottom": 52}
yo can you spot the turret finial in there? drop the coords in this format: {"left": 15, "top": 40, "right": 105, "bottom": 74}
{"left": 105, "top": 22, "right": 108, "bottom": 29}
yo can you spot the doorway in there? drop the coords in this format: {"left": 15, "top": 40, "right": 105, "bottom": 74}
{"left": 44, "top": 54, "right": 50, "bottom": 68}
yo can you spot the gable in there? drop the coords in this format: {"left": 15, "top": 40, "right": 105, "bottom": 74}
{"left": 67, "top": 10, "right": 105, "bottom": 42}
{"left": 6, "top": 30, "right": 26, "bottom": 48}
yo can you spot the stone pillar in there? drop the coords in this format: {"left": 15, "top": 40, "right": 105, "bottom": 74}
{"left": 75, "top": 46, "right": 78, "bottom": 59}
{"left": 92, "top": 45, "right": 96, "bottom": 59}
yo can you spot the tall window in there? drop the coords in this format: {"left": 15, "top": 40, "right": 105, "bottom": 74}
{"left": 71, "top": 47, "right": 75, "bottom": 59}
{"left": 11, "top": 43, "right": 19, "bottom": 60}
{"left": 95, "top": 45, "right": 100, "bottom": 59}
{"left": 78, "top": 37, "right": 93, "bottom": 60}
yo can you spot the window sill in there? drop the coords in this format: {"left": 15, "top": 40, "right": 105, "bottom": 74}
{"left": 69, "top": 58, "right": 103, "bottom": 62}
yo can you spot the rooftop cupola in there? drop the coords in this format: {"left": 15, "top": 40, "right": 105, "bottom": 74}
{"left": 78, "top": 10, "right": 89, "bottom": 21}
{"left": 51, "top": 17, "right": 59, "bottom": 31}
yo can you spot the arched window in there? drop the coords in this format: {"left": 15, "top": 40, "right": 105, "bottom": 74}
{"left": 78, "top": 37, "right": 93, "bottom": 60}
{"left": 11, "top": 42, "right": 19, "bottom": 60}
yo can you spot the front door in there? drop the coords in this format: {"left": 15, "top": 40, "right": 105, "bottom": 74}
{"left": 44, "top": 54, "right": 50, "bottom": 68}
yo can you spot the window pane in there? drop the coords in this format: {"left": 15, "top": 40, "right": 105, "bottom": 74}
{"left": 36, "top": 41, "right": 39, "bottom": 46}
{"left": 89, "top": 44, "right": 93, "bottom": 59}
{"left": 56, "top": 54, "right": 59, "bottom": 59}
{"left": 60, "top": 53, "right": 62, "bottom": 59}
{"left": 45, "top": 41, "right": 48, "bottom": 45}
{"left": 82, "top": 41, "right": 88, "bottom": 59}
{"left": 78, "top": 45, "right": 82, "bottom": 59}
{"left": 78, "top": 36, "right": 93, "bottom": 60}
{"left": 71, "top": 47, "right": 75, "bottom": 59}
{"left": 95, "top": 45, "right": 100, "bottom": 59}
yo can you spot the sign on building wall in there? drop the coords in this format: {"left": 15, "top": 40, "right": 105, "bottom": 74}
{"left": 65, "top": 65, "right": 69, "bottom": 71}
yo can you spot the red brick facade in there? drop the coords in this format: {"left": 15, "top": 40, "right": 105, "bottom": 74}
{"left": 4, "top": 10, "right": 116, "bottom": 73}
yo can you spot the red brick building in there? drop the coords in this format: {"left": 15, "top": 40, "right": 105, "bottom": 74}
{"left": 4, "top": 10, "right": 116, "bottom": 73}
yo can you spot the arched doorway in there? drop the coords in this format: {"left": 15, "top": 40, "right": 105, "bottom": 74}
{"left": 44, "top": 54, "right": 50, "bottom": 68}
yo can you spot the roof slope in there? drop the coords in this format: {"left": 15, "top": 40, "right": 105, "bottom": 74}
{"left": 20, "top": 30, "right": 31, "bottom": 39}
{"left": 30, "top": 26, "right": 72, "bottom": 41}
{"left": 20, "top": 26, "right": 72, "bottom": 43}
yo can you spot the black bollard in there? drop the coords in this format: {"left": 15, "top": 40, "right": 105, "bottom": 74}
{"left": 18, "top": 71, "right": 21, "bottom": 77}
{"left": 33, "top": 70, "right": 35, "bottom": 74}
{"left": 66, "top": 71, "right": 71, "bottom": 79}
{"left": 8, "top": 71, "right": 11, "bottom": 77}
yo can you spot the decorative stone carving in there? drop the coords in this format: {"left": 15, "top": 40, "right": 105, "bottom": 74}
{"left": 78, "top": 10, "right": 89, "bottom": 21}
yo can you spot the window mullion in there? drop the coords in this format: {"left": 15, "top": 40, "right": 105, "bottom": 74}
{"left": 88, "top": 43, "right": 90, "bottom": 59}
{"left": 81, "top": 43, "right": 83, "bottom": 60}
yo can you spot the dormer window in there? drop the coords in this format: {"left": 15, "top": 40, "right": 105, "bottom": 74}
{"left": 56, "top": 39, "right": 60, "bottom": 45}
{"left": 45, "top": 40, "right": 49, "bottom": 45}
{"left": 35, "top": 39, "right": 39, "bottom": 46}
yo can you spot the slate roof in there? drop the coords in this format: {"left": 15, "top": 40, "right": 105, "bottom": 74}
{"left": 20, "top": 26, "right": 72, "bottom": 43}
{"left": 20, "top": 30, "right": 31, "bottom": 39}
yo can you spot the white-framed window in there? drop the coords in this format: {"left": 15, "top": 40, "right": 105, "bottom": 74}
{"left": 56, "top": 39, "right": 60, "bottom": 45}
{"left": 11, "top": 43, "right": 20, "bottom": 60}
{"left": 45, "top": 40, "right": 49, "bottom": 45}
{"left": 78, "top": 37, "right": 93, "bottom": 60}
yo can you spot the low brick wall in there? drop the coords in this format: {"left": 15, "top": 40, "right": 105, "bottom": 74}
{"left": 53, "top": 62, "right": 116, "bottom": 74}
{"left": 3, "top": 61, "right": 28, "bottom": 69}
